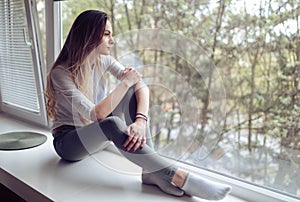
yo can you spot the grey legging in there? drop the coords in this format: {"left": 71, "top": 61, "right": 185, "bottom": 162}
{"left": 53, "top": 87, "right": 176, "bottom": 182}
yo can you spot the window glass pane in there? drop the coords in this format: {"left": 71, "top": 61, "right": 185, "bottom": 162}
{"left": 36, "top": 0, "right": 46, "bottom": 65}
{"left": 60, "top": 0, "right": 300, "bottom": 199}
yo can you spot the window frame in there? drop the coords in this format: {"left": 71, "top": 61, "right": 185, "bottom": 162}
{"left": 0, "top": 0, "right": 48, "bottom": 127}
{"left": 46, "top": 2, "right": 299, "bottom": 202}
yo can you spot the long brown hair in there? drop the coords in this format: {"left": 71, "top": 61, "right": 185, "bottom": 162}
{"left": 45, "top": 10, "right": 108, "bottom": 120}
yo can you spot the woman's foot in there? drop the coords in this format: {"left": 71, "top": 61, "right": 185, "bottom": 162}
{"left": 173, "top": 169, "right": 232, "bottom": 200}
{"left": 142, "top": 172, "right": 184, "bottom": 197}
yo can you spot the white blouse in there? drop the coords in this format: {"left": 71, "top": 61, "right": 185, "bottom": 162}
{"left": 50, "top": 55, "right": 125, "bottom": 131}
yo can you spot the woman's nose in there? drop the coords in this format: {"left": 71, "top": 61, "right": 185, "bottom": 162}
{"left": 109, "top": 36, "right": 115, "bottom": 44}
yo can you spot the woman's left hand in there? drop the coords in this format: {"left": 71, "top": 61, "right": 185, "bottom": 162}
{"left": 123, "top": 119, "right": 147, "bottom": 152}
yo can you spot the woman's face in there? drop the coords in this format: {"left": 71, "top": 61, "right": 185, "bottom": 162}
{"left": 95, "top": 20, "right": 114, "bottom": 55}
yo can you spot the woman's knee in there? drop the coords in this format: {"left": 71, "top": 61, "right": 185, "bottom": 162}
{"left": 99, "top": 116, "right": 127, "bottom": 137}
{"left": 101, "top": 116, "right": 126, "bottom": 129}
{"left": 98, "top": 116, "right": 128, "bottom": 149}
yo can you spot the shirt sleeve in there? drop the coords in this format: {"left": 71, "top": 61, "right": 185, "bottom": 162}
{"left": 51, "top": 67, "right": 95, "bottom": 120}
{"left": 101, "top": 55, "right": 125, "bottom": 80}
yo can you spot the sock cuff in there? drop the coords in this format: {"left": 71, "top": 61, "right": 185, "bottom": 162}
{"left": 163, "top": 166, "right": 177, "bottom": 182}
{"left": 181, "top": 172, "right": 191, "bottom": 191}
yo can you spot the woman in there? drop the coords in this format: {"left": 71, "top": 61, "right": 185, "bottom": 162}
{"left": 45, "top": 10, "right": 231, "bottom": 200}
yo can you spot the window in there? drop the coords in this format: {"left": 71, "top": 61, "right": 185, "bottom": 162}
{"left": 0, "top": 0, "right": 47, "bottom": 126}
{"left": 55, "top": 0, "right": 300, "bottom": 201}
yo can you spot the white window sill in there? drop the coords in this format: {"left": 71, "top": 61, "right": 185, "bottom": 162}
{"left": 0, "top": 113, "right": 297, "bottom": 202}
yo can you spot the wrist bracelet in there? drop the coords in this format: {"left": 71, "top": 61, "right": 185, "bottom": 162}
{"left": 135, "top": 115, "right": 147, "bottom": 122}
{"left": 136, "top": 112, "right": 147, "bottom": 119}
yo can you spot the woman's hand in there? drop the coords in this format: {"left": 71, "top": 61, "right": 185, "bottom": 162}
{"left": 121, "top": 67, "right": 142, "bottom": 88}
{"left": 123, "top": 119, "right": 147, "bottom": 152}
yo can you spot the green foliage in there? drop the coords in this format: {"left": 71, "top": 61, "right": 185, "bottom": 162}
{"left": 59, "top": 0, "right": 300, "bottom": 149}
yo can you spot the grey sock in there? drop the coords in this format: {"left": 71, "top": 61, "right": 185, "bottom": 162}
{"left": 142, "top": 172, "right": 184, "bottom": 197}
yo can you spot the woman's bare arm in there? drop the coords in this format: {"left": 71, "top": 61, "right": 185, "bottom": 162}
{"left": 91, "top": 68, "right": 141, "bottom": 120}
{"left": 135, "top": 80, "right": 150, "bottom": 118}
